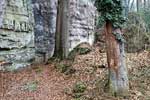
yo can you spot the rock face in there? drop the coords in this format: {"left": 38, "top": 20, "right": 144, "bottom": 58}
{"left": 69, "top": 0, "right": 96, "bottom": 51}
{"left": 0, "top": 0, "right": 6, "bottom": 27}
{"left": 0, "top": 0, "right": 96, "bottom": 70}
{"left": 32, "top": 0, "right": 96, "bottom": 60}
{"left": 32, "top": 0, "right": 57, "bottom": 63}
{"left": 0, "top": 0, "right": 35, "bottom": 70}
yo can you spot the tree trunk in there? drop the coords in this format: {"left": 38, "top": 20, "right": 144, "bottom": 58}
{"left": 137, "top": 0, "right": 139, "bottom": 12}
{"left": 0, "top": 0, "right": 6, "bottom": 27}
{"left": 54, "top": 0, "right": 70, "bottom": 59}
{"left": 137, "top": 0, "right": 143, "bottom": 12}
{"left": 130, "top": 0, "right": 135, "bottom": 11}
{"left": 148, "top": 0, "right": 150, "bottom": 8}
{"left": 144, "top": 0, "right": 146, "bottom": 9}
{"left": 122, "top": 0, "right": 129, "bottom": 17}
{"left": 105, "top": 22, "right": 129, "bottom": 96}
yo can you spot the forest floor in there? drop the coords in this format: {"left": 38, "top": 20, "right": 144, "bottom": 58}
{"left": 0, "top": 45, "right": 150, "bottom": 100}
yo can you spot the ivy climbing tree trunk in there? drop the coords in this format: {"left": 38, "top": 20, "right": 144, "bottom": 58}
{"left": 95, "top": 0, "right": 129, "bottom": 96}
{"left": 105, "top": 22, "right": 129, "bottom": 96}
{"left": 54, "top": 0, "right": 70, "bottom": 59}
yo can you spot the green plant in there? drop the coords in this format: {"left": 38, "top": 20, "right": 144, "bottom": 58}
{"left": 73, "top": 82, "right": 87, "bottom": 93}
{"left": 32, "top": 66, "right": 43, "bottom": 73}
{"left": 95, "top": 0, "right": 126, "bottom": 28}
{"left": 23, "top": 81, "right": 38, "bottom": 92}
{"left": 67, "top": 43, "right": 92, "bottom": 60}
{"left": 55, "top": 63, "right": 76, "bottom": 75}
{"left": 72, "top": 93, "right": 83, "bottom": 99}
{"left": 72, "top": 82, "right": 87, "bottom": 99}
{"left": 5, "top": 66, "right": 17, "bottom": 72}
{"left": 112, "top": 32, "right": 126, "bottom": 43}
{"left": 55, "top": 63, "right": 70, "bottom": 73}
{"left": 64, "top": 67, "right": 76, "bottom": 75}
{"left": 77, "top": 47, "right": 91, "bottom": 55}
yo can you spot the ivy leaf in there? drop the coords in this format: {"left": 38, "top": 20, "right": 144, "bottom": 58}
{"left": 95, "top": 0, "right": 126, "bottom": 28}
{"left": 105, "top": 0, "right": 113, "bottom": 4}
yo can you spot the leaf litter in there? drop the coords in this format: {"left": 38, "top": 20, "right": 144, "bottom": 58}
{"left": 0, "top": 46, "right": 150, "bottom": 100}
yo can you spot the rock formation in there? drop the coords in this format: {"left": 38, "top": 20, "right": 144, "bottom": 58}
{"left": 0, "top": 0, "right": 96, "bottom": 70}
{"left": 0, "top": 0, "right": 34, "bottom": 70}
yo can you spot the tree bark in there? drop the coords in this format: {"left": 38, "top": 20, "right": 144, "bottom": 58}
{"left": 54, "top": 0, "right": 70, "bottom": 59}
{"left": 105, "top": 22, "right": 129, "bottom": 96}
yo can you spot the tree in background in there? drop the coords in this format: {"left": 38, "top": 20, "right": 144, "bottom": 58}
{"left": 123, "top": 0, "right": 129, "bottom": 17}
{"left": 126, "top": 0, "right": 150, "bottom": 52}
{"left": 54, "top": 0, "right": 70, "bottom": 59}
{"left": 128, "top": 0, "right": 150, "bottom": 12}
{"left": 95, "top": 0, "right": 129, "bottom": 96}
{"left": 136, "top": 0, "right": 140, "bottom": 12}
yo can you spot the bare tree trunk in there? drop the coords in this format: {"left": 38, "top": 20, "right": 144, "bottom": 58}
{"left": 144, "top": 0, "right": 146, "bottom": 9}
{"left": 0, "top": 0, "right": 6, "bottom": 27}
{"left": 137, "top": 0, "right": 143, "bottom": 12}
{"left": 137, "top": 0, "right": 139, "bottom": 12}
{"left": 148, "top": 0, "right": 150, "bottom": 7}
{"left": 54, "top": 0, "right": 70, "bottom": 59}
{"left": 130, "top": 0, "right": 135, "bottom": 11}
{"left": 105, "top": 22, "right": 129, "bottom": 96}
{"left": 122, "top": 0, "right": 129, "bottom": 17}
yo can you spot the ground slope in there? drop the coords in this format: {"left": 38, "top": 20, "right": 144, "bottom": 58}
{"left": 0, "top": 47, "right": 150, "bottom": 100}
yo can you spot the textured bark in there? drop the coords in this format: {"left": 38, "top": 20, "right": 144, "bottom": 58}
{"left": 54, "top": 0, "right": 70, "bottom": 59}
{"left": 105, "top": 22, "right": 129, "bottom": 96}
{"left": 0, "top": 0, "right": 6, "bottom": 27}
